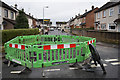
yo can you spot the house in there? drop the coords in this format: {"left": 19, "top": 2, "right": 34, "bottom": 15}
{"left": 69, "top": 17, "right": 75, "bottom": 29}
{"left": 73, "top": 14, "right": 81, "bottom": 28}
{"left": 56, "top": 21, "right": 67, "bottom": 30}
{"left": 13, "top": 4, "right": 38, "bottom": 29}
{"left": 38, "top": 19, "right": 52, "bottom": 28}
{"left": 68, "top": 6, "right": 98, "bottom": 29}
{"left": 0, "top": 1, "right": 17, "bottom": 30}
{"left": 94, "top": 1, "right": 120, "bottom": 32}
{"left": 79, "top": 6, "right": 98, "bottom": 28}
{"left": 25, "top": 13, "right": 37, "bottom": 28}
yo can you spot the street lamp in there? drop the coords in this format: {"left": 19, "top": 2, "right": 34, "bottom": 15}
{"left": 43, "top": 6, "right": 49, "bottom": 28}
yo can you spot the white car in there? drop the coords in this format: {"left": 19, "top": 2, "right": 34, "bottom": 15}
{"left": 50, "top": 28, "right": 54, "bottom": 31}
{"left": 58, "top": 27, "right": 61, "bottom": 31}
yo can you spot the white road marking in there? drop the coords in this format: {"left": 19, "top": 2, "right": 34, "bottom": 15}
{"left": 111, "top": 62, "right": 120, "bottom": 65}
{"left": 104, "top": 59, "right": 118, "bottom": 62}
{"left": 69, "top": 67, "right": 78, "bottom": 70}
{"left": 91, "top": 64, "right": 107, "bottom": 68}
{"left": 10, "top": 71, "right": 21, "bottom": 74}
{"left": 44, "top": 69, "right": 60, "bottom": 72}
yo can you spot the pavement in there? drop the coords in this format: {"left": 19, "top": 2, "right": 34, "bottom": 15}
{"left": 1, "top": 30, "right": 120, "bottom": 79}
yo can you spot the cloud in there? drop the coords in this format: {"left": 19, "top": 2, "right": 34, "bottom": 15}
{"left": 2, "top": 0, "right": 110, "bottom": 25}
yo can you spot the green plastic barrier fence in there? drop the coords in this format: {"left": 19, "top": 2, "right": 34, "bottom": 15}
{"left": 4, "top": 35, "right": 96, "bottom": 68}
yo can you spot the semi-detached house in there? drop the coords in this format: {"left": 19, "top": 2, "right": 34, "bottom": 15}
{"left": 94, "top": 1, "right": 120, "bottom": 32}
{"left": 0, "top": 1, "right": 17, "bottom": 30}
{"left": 69, "top": 6, "right": 98, "bottom": 29}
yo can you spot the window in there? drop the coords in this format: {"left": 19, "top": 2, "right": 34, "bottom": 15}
{"left": 97, "top": 12, "right": 100, "bottom": 18}
{"left": 4, "top": 9, "right": 8, "bottom": 17}
{"left": 103, "top": 10, "right": 106, "bottom": 17}
{"left": 11, "top": 11, "right": 14, "bottom": 19}
{"left": 109, "top": 23, "right": 116, "bottom": 29}
{"left": 119, "top": 5, "right": 120, "bottom": 14}
{"left": 109, "top": 8, "right": 114, "bottom": 16}
{"left": 101, "top": 24, "right": 106, "bottom": 30}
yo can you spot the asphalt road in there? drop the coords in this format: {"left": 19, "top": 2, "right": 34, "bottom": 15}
{"left": 1, "top": 30, "right": 120, "bottom": 79}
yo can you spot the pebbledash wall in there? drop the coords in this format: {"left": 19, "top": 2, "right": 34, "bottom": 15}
{"left": 72, "top": 29, "right": 120, "bottom": 44}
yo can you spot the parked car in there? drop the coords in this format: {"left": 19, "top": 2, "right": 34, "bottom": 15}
{"left": 50, "top": 27, "right": 54, "bottom": 31}
{"left": 58, "top": 27, "right": 61, "bottom": 31}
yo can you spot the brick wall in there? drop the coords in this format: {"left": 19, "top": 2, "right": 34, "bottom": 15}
{"left": 72, "top": 29, "right": 120, "bottom": 44}
{"left": 3, "top": 21, "right": 14, "bottom": 29}
{"left": 86, "top": 8, "right": 98, "bottom": 28}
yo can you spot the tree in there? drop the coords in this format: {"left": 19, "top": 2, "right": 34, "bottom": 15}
{"left": 14, "top": 9, "right": 29, "bottom": 29}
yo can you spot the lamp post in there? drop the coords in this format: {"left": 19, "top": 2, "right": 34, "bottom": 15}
{"left": 43, "top": 6, "right": 49, "bottom": 28}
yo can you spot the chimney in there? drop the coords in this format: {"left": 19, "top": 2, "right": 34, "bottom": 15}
{"left": 75, "top": 15, "right": 77, "bottom": 18}
{"left": 78, "top": 13, "right": 80, "bottom": 16}
{"left": 85, "top": 9, "right": 87, "bottom": 13}
{"left": 32, "top": 15, "right": 33, "bottom": 17}
{"left": 29, "top": 13, "right": 31, "bottom": 16}
{"left": 72, "top": 17, "right": 73, "bottom": 19}
{"left": 15, "top": 4, "right": 17, "bottom": 9}
{"left": 92, "top": 5, "right": 94, "bottom": 10}
{"left": 22, "top": 8, "right": 24, "bottom": 12}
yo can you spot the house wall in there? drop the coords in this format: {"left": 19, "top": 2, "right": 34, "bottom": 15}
{"left": 2, "top": 7, "right": 16, "bottom": 20}
{"left": 32, "top": 19, "right": 37, "bottom": 27}
{"left": 3, "top": 20, "right": 14, "bottom": 29}
{"left": 1, "top": 7, "right": 16, "bottom": 30}
{"left": 0, "top": 6, "right": 3, "bottom": 30}
{"left": 95, "top": 5, "right": 119, "bottom": 32}
{"left": 61, "top": 24, "right": 66, "bottom": 30}
{"left": 27, "top": 17, "right": 33, "bottom": 28}
{"left": 117, "top": 22, "right": 120, "bottom": 32}
{"left": 74, "top": 18, "right": 78, "bottom": 26}
{"left": 86, "top": 8, "right": 98, "bottom": 28}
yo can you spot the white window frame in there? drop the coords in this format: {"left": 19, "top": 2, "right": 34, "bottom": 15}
{"left": 118, "top": 5, "right": 120, "bottom": 14}
{"left": 11, "top": 11, "right": 14, "bottom": 19}
{"left": 103, "top": 10, "right": 106, "bottom": 17}
{"left": 109, "top": 23, "right": 116, "bottom": 30}
{"left": 109, "top": 8, "right": 114, "bottom": 16}
{"left": 101, "top": 23, "right": 106, "bottom": 30}
{"left": 97, "top": 12, "right": 100, "bottom": 18}
{"left": 4, "top": 9, "right": 8, "bottom": 18}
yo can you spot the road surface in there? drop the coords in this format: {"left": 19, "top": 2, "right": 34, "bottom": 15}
{"left": 1, "top": 30, "right": 120, "bottom": 79}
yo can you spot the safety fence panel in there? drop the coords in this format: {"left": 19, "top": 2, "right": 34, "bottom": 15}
{"left": 4, "top": 35, "right": 96, "bottom": 68}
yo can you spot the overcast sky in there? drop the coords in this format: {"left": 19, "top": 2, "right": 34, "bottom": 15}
{"left": 2, "top": 0, "right": 110, "bottom": 25}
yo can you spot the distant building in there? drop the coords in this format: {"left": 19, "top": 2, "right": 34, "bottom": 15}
{"left": 38, "top": 19, "right": 52, "bottom": 28}
{"left": 25, "top": 13, "right": 37, "bottom": 28}
{"left": 56, "top": 21, "right": 67, "bottom": 30}
{"left": 0, "top": 1, "right": 17, "bottom": 30}
{"left": 94, "top": 1, "right": 120, "bottom": 32}
{"left": 13, "top": 4, "right": 38, "bottom": 29}
{"left": 79, "top": 6, "right": 98, "bottom": 28}
{"left": 69, "top": 17, "right": 75, "bottom": 29}
{"left": 68, "top": 6, "right": 98, "bottom": 29}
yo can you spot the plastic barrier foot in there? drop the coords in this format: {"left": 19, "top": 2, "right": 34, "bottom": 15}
{"left": 8, "top": 61, "right": 11, "bottom": 67}
{"left": 10, "top": 67, "right": 32, "bottom": 74}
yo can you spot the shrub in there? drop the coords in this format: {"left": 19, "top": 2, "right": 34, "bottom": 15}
{"left": 14, "top": 9, "right": 29, "bottom": 29}
{"left": 2, "top": 28, "right": 39, "bottom": 45}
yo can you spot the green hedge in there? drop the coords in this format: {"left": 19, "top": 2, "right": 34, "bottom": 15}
{"left": 2, "top": 28, "right": 39, "bottom": 45}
